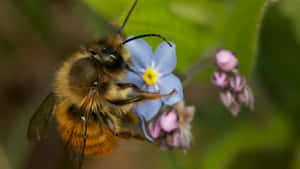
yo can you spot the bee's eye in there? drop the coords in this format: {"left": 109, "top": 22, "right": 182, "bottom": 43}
{"left": 100, "top": 47, "right": 117, "bottom": 62}
{"left": 70, "top": 58, "right": 97, "bottom": 83}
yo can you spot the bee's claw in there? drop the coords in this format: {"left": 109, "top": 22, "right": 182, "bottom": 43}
{"left": 168, "top": 89, "right": 176, "bottom": 96}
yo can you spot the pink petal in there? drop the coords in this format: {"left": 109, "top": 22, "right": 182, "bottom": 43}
{"left": 168, "top": 132, "right": 180, "bottom": 147}
{"left": 148, "top": 121, "right": 161, "bottom": 138}
{"left": 229, "top": 75, "right": 245, "bottom": 92}
{"left": 219, "top": 91, "right": 235, "bottom": 107}
{"left": 216, "top": 50, "right": 238, "bottom": 72}
{"left": 212, "top": 71, "right": 229, "bottom": 88}
{"left": 160, "top": 112, "right": 179, "bottom": 132}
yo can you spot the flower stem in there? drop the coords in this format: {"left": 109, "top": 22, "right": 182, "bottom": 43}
{"left": 182, "top": 56, "right": 215, "bottom": 87}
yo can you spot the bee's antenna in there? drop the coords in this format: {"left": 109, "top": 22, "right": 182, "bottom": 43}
{"left": 118, "top": 0, "right": 138, "bottom": 34}
{"left": 122, "top": 34, "right": 173, "bottom": 47}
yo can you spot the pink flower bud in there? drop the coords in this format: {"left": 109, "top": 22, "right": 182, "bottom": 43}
{"left": 175, "top": 101, "right": 194, "bottom": 123}
{"left": 178, "top": 126, "right": 192, "bottom": 152}
{"left": 219, "top": 91, "right": 235, "bottom": 107}
{"left": 212, "top": 71, "right": 229, "bottom": 88}
{"left": 167, "top": 132, "right": 180, "bottom": 147}
{"left": 220, "top": 91, "right": 240, "bottom": 116}
{"left": 184, "top": 106, "right": 195, "bottom": 123}
{"left": 160, "top": 112, "right": 179, "bottom": 132}
{"left": 229, "top": 75, "right": 245, "bottom": 92}
{"left": 238, "top": 86, "right": 254, "bottom": 110}
{"left": 148, "top": 121, "right": 161, "bottom": 138}
{"left": 216, "top": 50, "right": 238, "bottom": 72}
{"left": 230, "top": 101, "right": 240, "bottom": 117}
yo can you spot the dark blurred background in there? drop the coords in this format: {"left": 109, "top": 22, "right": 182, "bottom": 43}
{"left": 0, "top": 0, "right": 299, "bottom": 169}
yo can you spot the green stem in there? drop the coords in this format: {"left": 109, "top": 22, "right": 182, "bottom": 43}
{"left": 182, "top": 55, "right": 215, "bottom": 88}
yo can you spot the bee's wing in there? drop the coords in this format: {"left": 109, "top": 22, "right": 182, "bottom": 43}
{"left": 27, "top": 93, "right": 56, "bottom": 142}
{"left": 66, "top": 150, "right": 85, "bottom": 169}
{"left": 78, "top": 113, "right": 89, "bottom": 169}
{"left": 64, "top": 124, "right": 87, "bottom": 169}
{"left": 64, "top": 109, "right": 90, "bottom": 169}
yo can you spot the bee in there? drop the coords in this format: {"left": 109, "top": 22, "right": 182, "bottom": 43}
{"left": 27, "top": 0, "right": 174, "bottom": 168}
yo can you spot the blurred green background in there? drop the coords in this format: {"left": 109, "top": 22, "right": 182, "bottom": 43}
{"left": 0, "top": 0, "right": 299, "bottom": 169}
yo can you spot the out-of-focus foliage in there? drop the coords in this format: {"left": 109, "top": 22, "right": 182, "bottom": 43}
{"left": 258, "top": 0, "right": 300, "bottom": 130}
{"left": 83, "top": 0, "right": 265, "bottom": 74}
{"left": 1, "top": 0, "right": 300, "bottom": 169}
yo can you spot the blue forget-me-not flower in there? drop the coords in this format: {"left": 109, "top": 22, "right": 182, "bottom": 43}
{"left": 125, "top": 37, "right": 183, "bottom": 121}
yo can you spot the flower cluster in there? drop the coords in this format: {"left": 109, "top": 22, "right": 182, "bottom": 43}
{"left": 124, "top": 38, "right": 254, "bottom": 152}
{"left": 147, "top": 101, "right": 195, "bottom": 152}
{"left": 125, "top": 38, "right": 195, "bottom": 151}
{"left": 125, "top": 37, "right": 183, "bottom": 121}
{"left": 212, "top": 49, "right": 254, "bottom": 116}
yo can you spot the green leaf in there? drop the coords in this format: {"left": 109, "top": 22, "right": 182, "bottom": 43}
{"left": 256, "top": 2, "right": 300, "bottom": 130}
{"left": 280, "top": 0, "right": 300, "bottom": 42}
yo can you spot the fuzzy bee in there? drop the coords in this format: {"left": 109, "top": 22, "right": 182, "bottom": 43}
{"left": 27, "top": 0, "right": 174, "bottom": 167}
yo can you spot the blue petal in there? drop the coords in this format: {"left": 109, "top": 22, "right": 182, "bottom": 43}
{"left": 125, "top": 36, "right": 153, "bottom": 69}
{"left": 133, "top": 100, "right": 162, "bottom": 121}
{"left": 153, "top": 41, "right": 176, "bottom": 75}
{"left": 134, "top": 112, "right": 154, "bottom": 142}
{"left": 125, "top": 71, "right": 144, "bottom": 87}
{"left": 158, "top": 74, "right": 183, "bottom": 105}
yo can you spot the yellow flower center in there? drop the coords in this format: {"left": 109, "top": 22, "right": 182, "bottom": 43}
{"left": 143, "top": 68, "right": 158, "bottom": 85}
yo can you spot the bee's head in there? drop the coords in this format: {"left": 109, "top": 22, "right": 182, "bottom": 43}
{"left": 68, "top": 0, "right": 174, "bottom": 94}
{"left": 67, "top": 37, "right": 130, "bottom": 98}
{"left": 87, "top": 36, "right": 130, "bottom": 77}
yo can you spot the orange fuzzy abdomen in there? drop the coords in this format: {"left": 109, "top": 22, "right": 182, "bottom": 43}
{"left": 55, "top": 104, "right": 118, "bottom": 156}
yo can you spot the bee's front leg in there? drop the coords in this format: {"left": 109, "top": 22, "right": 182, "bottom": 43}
{"left": 116, "top": 83, "right": 144, "bottom": 92}
{"left": 109, "top": 83, "right": 175, "bottom": 105}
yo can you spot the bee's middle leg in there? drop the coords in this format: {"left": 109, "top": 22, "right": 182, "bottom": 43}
{"left": 116, "top": 129, "right": 148, "bottom": 141}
